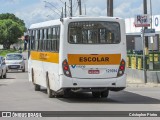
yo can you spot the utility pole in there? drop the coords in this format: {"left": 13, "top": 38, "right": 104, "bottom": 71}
{"left": 61, "top": 7, "right": 63, "bottom": 18}
{"left": 65, "top": 2, "right": 67, "bottom": 17}
{"left": 69, "top": 0, "right": 72, "bottom": 17}
{"left": 107, "top": 0, "right": 113, "bottom": 17}
{"left": 84, "top": 4, "right": 86, "bottom": 15}
{"left": 143, "top": 0, "right": 148, "bottom": 83}
{"left": 78, "top": 0, "right": 82, "bottom": 15}
{"left": 150, "top": 0, "right": 152, "bottom": 29}
{"left": 143, "top": 0, "right": 148, "bottom": 53}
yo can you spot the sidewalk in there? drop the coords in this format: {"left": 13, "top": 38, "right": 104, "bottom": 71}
{"left": 127, "top": 81, "right": 160, "bottom": 87}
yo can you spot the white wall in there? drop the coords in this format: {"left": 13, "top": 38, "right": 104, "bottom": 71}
{"left": 125, "top": 15, "right": 160, "bottom": 33}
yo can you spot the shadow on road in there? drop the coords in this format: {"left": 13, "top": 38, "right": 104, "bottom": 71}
{"left": 0, "top": 84, "right": 7, "bottom": 86}
{"left": 55, "top": 91, "right": 160, "bottom": 104}
{"left": 32, "top": 86, "right": 160, "bottom": 104}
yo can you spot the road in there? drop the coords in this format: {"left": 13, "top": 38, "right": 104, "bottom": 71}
{"left": 0, "top": 53, "right": 160, "bottom": 119}
{"left": 1, "top": 71, "right": 160, "bottom": 111}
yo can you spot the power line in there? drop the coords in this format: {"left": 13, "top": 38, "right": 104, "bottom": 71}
{"left": 44, "top": 1, "right": 61, "bottom": 13}
{"left": 73, "top": 4, "right": 79, "bottom": 15}
{"left": 59, "top": 0, "right": 70, "bottom": 8}
{"left": 44, "top": 5, "right": 61, "bottom": 17}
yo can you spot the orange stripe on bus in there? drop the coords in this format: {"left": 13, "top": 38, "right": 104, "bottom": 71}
{"left": 68, "top": 54, "right": 121, "bottom": 65}
{"left": 31, "top": 51, "right": 59, "bottom": 63}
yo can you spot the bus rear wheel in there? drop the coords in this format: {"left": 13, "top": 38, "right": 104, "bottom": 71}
{"left": 92, "top": 92, "right": 101, "bottom": 98}
{"left": 34, "top": 84, "right": 40, "bottom": 91}
{"left": 101, "top": 90, "right": 109, "bottom": 98}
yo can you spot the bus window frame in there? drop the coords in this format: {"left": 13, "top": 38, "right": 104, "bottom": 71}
{"left": 68, "top": 21, "right": 121, "bottom": 45}
{"left": 29, "top": 25, "right": 60, "bottom": 53}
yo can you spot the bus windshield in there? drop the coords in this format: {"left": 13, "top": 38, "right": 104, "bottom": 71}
{"left": 68, "top": 21, "right": 120, "bottom": 44}
{"left": 6, "top": 54, "right": 23, "bottom": 60}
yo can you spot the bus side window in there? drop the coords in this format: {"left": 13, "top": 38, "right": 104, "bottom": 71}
{"left": 70, "top": 35, "right": 74, "bottom": 43}
{"left": 31, "top": 37, "right": 35, "bottom": 50}
{"left": 35, "top": 29, "right": 40, "bottom": 50}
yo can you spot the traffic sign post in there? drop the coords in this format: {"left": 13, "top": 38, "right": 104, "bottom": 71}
{"left": 141, "top": 27, "right": 147, "bottom": 83}
{"left": 144, "top": 29, "right": 155, "bottom": 36}
{"left": 134, "top": 14, "right": 150, "bottom": 27}
{"left": 135, "top": 14, "right": 151, "bottom": 83}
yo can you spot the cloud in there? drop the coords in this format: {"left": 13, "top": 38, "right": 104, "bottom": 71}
{"left": 15, "top": 0, "right": 63, "bottom": 27}
{"left": 114, "top": 1, "right": 143, "bottom": 18}
{"left": 1, "top": 0, "right": 20, "bottom": 4}
{"left": 13, "top": 0, "right": 157, "bottom": 28}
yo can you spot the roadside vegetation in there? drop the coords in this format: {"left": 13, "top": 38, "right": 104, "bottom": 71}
{"left": 0, "top": 13, "right": 26, "bottom": 49}
{"left": 0, "top": 49, "right": 19, "bottom": 57}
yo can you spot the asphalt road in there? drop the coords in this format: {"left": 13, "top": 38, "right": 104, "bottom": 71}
{"left": 0, "top": 52, "right": 160, "bottom": 119}
{"left": 1, "top": 71, "right": 160, "bottom": 111}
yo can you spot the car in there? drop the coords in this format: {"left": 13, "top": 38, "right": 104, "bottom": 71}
{"left": 0, "top": 56, "right": 7, "bottom": 78}
{"left": 5, "top": 53, "right": 25, "bottom": 72}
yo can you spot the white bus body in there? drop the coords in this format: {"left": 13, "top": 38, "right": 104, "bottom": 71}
{"left": 28, "top": 17, "right": 126, "bottom": 98}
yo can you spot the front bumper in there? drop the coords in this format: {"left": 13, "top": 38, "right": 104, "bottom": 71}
{"left": 6, "top": 64, "right": 25, "bottom": 70}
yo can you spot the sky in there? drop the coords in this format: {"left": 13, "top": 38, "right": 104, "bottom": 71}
{"left": 0, "top": 0, "right": 160, "bottom": 28}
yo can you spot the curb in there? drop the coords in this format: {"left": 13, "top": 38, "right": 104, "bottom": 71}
{"left": 127, "top": 83, "right": 160, "bottom": 87}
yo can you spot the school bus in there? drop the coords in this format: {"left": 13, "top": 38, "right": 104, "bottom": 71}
{"left": 28, "top": 16, "right": 126, "bottom": 98}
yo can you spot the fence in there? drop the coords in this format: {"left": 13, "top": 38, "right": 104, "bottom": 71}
{"left": 127, "top": 52, "right": 160, "bottom": 70}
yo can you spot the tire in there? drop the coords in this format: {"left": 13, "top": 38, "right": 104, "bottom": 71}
{"left": 22, "top": 67, "right": 25, "bottom": 72}
{"left": 31, "top": 68, "right": 35, "bottom": 84}
{"left": 101, "top": 90, "right": 109, "bottom": 98}
{"left": 46, "top": 73, "right": 53, "bottom": 98}
{"left": 3, "top": 72, "right": 7, "bottom": 78}
{"left": 31, "top": 68, "right": 40, "bottom": 91}
{"left": 92, "top": 92, "right": 101, "bottom": 98}
{"left": 34, "top": 84, "right": 40, "bottom": 91}
{"left": 0, "top": 71, "right": 3, "bottom": 79}
{"left": 109, "top": 87, "right": 125, "bottom": 92}
{"left": 62, "top": 89, "right": 71, "bottom": 98}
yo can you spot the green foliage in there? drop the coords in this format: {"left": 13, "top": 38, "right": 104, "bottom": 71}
{"left": 0, "top": 13, "right": 26, "bottom": 31}
{"left": 0, "top": 49, "right": 18, "bottom": 57}
{"left": 0, "top": 13, "right": 26, "bottom": 49}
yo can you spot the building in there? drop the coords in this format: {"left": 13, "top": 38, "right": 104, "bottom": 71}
{"left": 125, "top": 15, "right": 160, "bottom": 52}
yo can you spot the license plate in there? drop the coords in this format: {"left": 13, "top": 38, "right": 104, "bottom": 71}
{"left": 88, "top": 70, "right": 100, "bottom": 74}
{"left": 11, "top": 66, "right": 17, "bottom": 68}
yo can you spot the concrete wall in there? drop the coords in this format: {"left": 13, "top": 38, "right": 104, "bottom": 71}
{"left": 147, "top": 71, "right": 160, "bottom": 83}
{"left": 127, "top": 68, "right": 144, "bottom": 83}
{"left": 127, "top": 68, "right": 160, "bottom": 83}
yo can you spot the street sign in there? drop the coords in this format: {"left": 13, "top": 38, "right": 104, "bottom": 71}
{"left": 144, "top": 29, "right": 155, "bottom": 36}
{"left": 134, "top": 14, "right": 150, "bottom": 27}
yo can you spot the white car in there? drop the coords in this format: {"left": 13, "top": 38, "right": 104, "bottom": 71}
{"left": 5, "top": 53, "right": 25, "bottom": 72}
{"left": 0, "top": 56, "right": 7, "bottom": 78}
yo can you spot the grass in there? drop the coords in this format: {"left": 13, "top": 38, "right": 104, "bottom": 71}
{"left": 0, "top": 49, "right": 19, "bottom": 57}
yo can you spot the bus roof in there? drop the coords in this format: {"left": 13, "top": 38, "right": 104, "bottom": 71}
{"left": 29, "top": 16, "right": 123, "bottom": 29}
{"left": 29, "top": 19, "right": 61, "bottom": 29}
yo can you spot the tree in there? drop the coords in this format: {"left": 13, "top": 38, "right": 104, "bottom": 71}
{"left": 0, "top": 13, "right": 26, "bottom": 32}
{"left": 0, "top": 13, "right": 26, "bottom": 49}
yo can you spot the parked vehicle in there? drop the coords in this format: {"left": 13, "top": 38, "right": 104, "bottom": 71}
{"left": 0, "top": 56, "right": 7, "bottom": 78}
{"left": 5, "top": 53, "right": 25, "bottom": 72}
